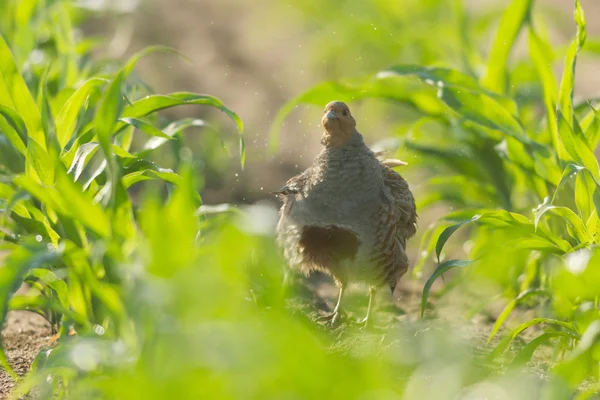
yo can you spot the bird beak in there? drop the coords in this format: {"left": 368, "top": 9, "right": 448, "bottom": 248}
{"left": 326, "top": 110, "right": 336, "bottom": 120}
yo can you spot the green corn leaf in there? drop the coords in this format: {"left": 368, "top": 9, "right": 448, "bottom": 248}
{"left": 111, "top": 144, "right": 136, "bottom": 159}
{"left": 552, "top": 163, "right": 588, "bottom": 203}
{"left": 435, "top": 214, "right": 481, "bottom": 262}
{"left": 122, "top": 92, "right": 242, "bottom": 134}
{"left": 421, "top": 259, "right": 473, "bottom": 318}
{"left": 0, "top": 33, "right": 44, "bottom": 148}
{"left": 489, "top": 318, "right": 578, "bottom": 359}
{"left": 67, "top": 142, "right": 101, "bottom": 181}
{"left": 140, "top": 165, "right": 199, "bottom": 278}
{"left": 557, "top": 111, "right": 599, "bottom": 179}
{"left": 482, "top": 0, "right": 533, "bottom": 94}
{"left": 142, "top": 118, "right": 207, "bottom": 153}
{"left": 122, "top": 169, "right": 181, "bottom": 189}
{"left": 0, "top": 104, "right": 27, "bottom": 154}
{"left": 377, "top": 65, "right": 516, "bottom": 109}
{"left": 118, "top": 117, "right": 173, "bottom": 140}
{"left": 508, "top": 237, "right": 567, "bottom": 254}
{"left": 553, "top": 322, "right": 600, "bottom": 390}
{"left": 575, "top": 171, "right": 596, "bottom": 223}
{"left": 439, "top": 86, "right": 531, "bottom": 145}
{"left": 511, "top": 332, "right": 572, "bottom": 366}
{"left": 488, "top": 289, "right": 551, "bottom": 343}
{"left": 122, "top": 93, "right": 243, "bottom": 166}
{"left": 54, "top": 167, "right": 111, "bottom": 238}
{"left": 53, "top": 2, "right": 79, "bottom": 88}
{"left": 77, "top": 92, "right": 242, "bottom": 166}
{"left": 93, "top": 47, "right": 184, "bottom": 198}
{"left": 412, "top": 223, "right": 450, "bottom": 278}
{"left": 376, "top": 65, "right": 519, "bottom": 119}
{"left": 534, "top": 202, "right": 594, "bottom": 244}
{"left": 584, "top": 105, "right": 600, "bottom": 150}
{"left": 94, "top": 73, "right": 125, "bottom": 161}
{"left": 90, "top": 282, "right": 127, "bottom": 323}
{"left": 558, "top": 0, "right": 586, "bottom": 126}
{"left": 55, "top": 77, "right": 107, "bottom": 149}
{"left": 37, "top": 66, "right": 58, "bottom": 153}
{"left": 122, "top": 159, "right": 182, "bottom": 188}
{"left": 9, "top": 295, "right": 89, "bottom": 328}
{"left": 528, "top": 27, "right": 565, "bottom": 159}
{"left": 25, "top": 268, "right": 69, "bottom": 310}
{"left": 15, "top": 169, "right": 111, "bottom": 238}
{"left": 25, "top": 138, "right": 55, "bottom": 186}
{"left": 9, "top": 214, "right": 59, "bottom": 245}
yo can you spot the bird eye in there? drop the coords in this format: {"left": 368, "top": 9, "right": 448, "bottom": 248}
{"left": 343, "top": 110, "right": 348, "bottom": 116}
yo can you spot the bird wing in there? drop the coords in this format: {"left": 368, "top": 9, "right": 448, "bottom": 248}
{"left": 368, "top": 164, "right": 417, "bottom": 290}
{"left": 381, "top": 164, "right": 417, "bottom": 247}
{"left": 274, "top": 169, "right": 310, "bottom": 196}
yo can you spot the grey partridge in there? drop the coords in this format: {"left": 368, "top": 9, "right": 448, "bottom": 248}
{"left": 275, "top": 101, "right": 417, "bottom": 326}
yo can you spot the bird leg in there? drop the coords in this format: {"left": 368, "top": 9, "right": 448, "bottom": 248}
{"left": 357, "top": 287, "right": 376, "bottom": 327}
{"left": 317, "top": 284, "right": 345, "bottom": 325}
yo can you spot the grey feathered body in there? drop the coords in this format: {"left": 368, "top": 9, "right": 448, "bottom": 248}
{"left": 276, "top": 131, "right": 417, "bottom": 291}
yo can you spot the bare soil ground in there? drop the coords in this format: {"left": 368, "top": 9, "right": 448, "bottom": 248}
{"left": 0, "top": 312, "right": 51, "bottom": 399}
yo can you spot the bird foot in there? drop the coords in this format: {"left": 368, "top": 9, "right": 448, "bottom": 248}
{"left": 317, "top": 310, "right": 344, "bottom": 325}
{"left": 356, "top": 315, "right": 371, "bottom": 329}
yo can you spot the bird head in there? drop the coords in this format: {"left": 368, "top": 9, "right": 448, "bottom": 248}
{"left": 321, "top": 101, "right": 356, "bottom": 148}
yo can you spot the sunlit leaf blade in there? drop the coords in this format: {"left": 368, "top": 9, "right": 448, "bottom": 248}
{"left": 439, "top": 86, "right": 530, "bottom": 145}
{"left": 0, "top": 104, "right": 27, "bottom": 153}
{"left": 67, "top": 142, "right": 100, "bottom": 181}
{"left": 490, "top": 318, "right": 578, "bottom": 359}
{"left": 510, "top": 332, "right": 571, "bottom": 366}
{"left": 25, "top": 139, "right": 55, "bottom": 186}
{"left": 26, "top": 268, "right": 69, "bottom": 310}
{"left": 55, "top": 77, "right": 107, "bottom": 149}
{"left": 122, "top": 93, "right": 243, "bottom": 165}
{"left": 37, "top": 66, "right": 58, "bottom": 153}
{"left": 435, "top": 214, "right": 481, "bottom": 262}
{"left": 556, "top": 111, "right": 599, "bottom": 179}
{"left": 421, "top": 259, "right": 473, "bottom": 317}
{"left": 413, "top": 223, "right": 451, "bottom": 277}
{"left": 552, "top": 164, "right": 587, "bottom": 203}
{"left": 93, "top": 47, "right": 182, "bottom": 166}
{"left": 142, "top": 118, "right": 206, "bottom": 153}
{"left": 585, "top": 105, "right": 600, "bottom": 150}
{"left": 553, "top": 322, "right": 600, "bottom": 389}
{"left": 528, "top": 27, "right": 564, "bottom": 157}
{"left": 482, "top": 0, "right": 533, "bottom": 93}
{"left": 575, "top": 171, "right": 596, "bottom": 223}
{"left": 119, "top": 117, "right": 173, "bottom": 140}
{"left": 140, "top": 165, "right": 198, "bottom": 277}
{"left": 558, "top": 0, "right": 586, "bottom": 126}
{"left": 534, "top": 203, "right": 594, "bottom": 244}
{"left": 488, "top": 290, "right": 550, "bottom": 343}
{"left": 0, "top": 33, "right": 44, "bottom": 148}
{"left": 122, "top": 169, "right": 181, "bottom": 188}
{"left": 15, "top": 169, "right": 111, "bottom": 238}
{"left": 377, "top": 65, "right": 518, "bottom": 112}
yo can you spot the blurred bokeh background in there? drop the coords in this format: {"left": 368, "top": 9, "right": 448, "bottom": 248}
{"left": 83, "top": 0, "right": 600, "bottom": 204}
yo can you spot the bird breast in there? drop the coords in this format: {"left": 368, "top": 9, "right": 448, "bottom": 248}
{"left": 289, "top": 146, "right": 385, "bottom": 234}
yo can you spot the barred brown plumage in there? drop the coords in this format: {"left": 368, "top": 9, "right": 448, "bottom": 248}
{"left": 275, "top": 101, "right": 417, "bottom": 326}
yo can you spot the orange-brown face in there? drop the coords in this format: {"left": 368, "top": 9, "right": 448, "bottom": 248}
{"left": 321, "top": 101, "right": 356, "bottom": 134}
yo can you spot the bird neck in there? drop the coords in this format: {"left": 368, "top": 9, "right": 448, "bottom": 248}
{"left": 321, "top": 128, "right": 360, "bottom": 149}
